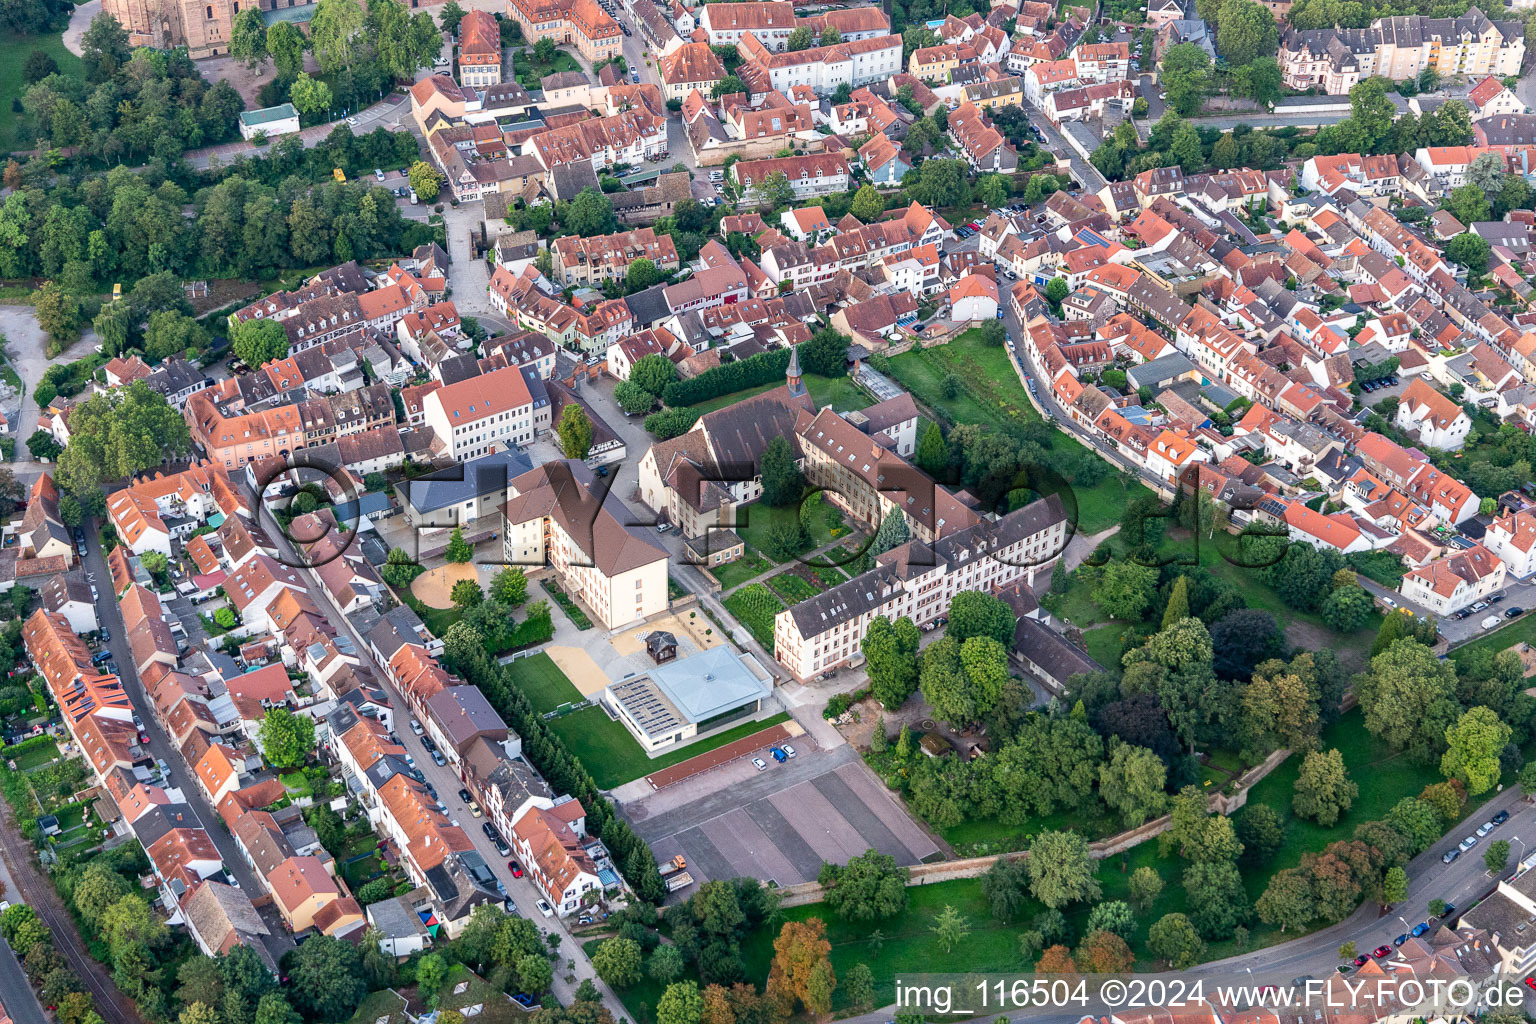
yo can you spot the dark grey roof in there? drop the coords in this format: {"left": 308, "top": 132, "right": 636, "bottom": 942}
{"left": 624, "top": 284, "right": 672, "bottom": 329}
{"left": 548, "top": 163, "right": 600, "bottom": 202}
{"left": 1012, "top": 616, "right": 1101, "bottom": 684}
{"left": 787, "top": 494, "right": 1069, "bottom": 635}
{"left": 399, "top": 450, "right": 537, "bottom": 515}
{"left": 130, "top": 803, "right": 202, "bottom": 849}
{"left": 425, "top": 686, "right": 509, "bottom": 752}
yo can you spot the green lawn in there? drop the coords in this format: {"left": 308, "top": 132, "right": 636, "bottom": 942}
{"left": 712, "top": 550, "right": 774, "bottom": 590}
{"left": 509, "top": 653, "right": 791, "bottom": 787}
{"left": 1082, "top": 623, "right": 1127, "bottom": 670}
{"left": 886, "top": 329, "right": 1040, "bottom": 433}
{"left": 512, "top": 46, "right": 583, "bottom": 89}
{"left": 732, "top": 498, "right": 855, "bottom": 567}
{"left": 0, "top": 30, "right": 82, "bottom": 154}
{"left": 722, "top": 583, "right": 785, "bottom": 649}
{"left": 13, "top": 742, "right": 59, "bottom": 771}
{"left": 508, "top": 652, "right": 584, "bottom": 713}
{"left": 674, "top": 373, "right": 868, "bottom": 423}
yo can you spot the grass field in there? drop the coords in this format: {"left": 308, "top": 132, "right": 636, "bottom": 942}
{"left": 1, "top": 30, "right": 83, "bottom": 154}
{"left": 722, "top": 583, "right": 785, "bottom": 649}
{"left": 712, "top": 550, "right": 774, "bottom": 590}
{"left": 509, "top": 653, "right": 791, "bottom": 787}
{"left": 13, "top": 742, "right": 59, "bottom": 771}
{"left": 733, "top": 498, "right": 853, "bottom": 566}
{"left": 886, "top": 329, "right": 1041, "bottom": 433}
{"left": 674, "top": 373, "right": 868, "bottom": 423}
{"left": 1082, "top": 623, "right": 1127, "bottom": 669}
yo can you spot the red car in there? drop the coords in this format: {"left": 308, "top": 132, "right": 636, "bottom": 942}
{"left": 508, "top": 860, "right": 523, "bottom": 877}
{"left": 1352, "top": 955, "right": 1370, "bottom": 967}
{"left": 1523, "top": 976, "right": 1536, "bottom": 991}
{"left": 1372, "top": 945, "right": 1392, "bottom": 959}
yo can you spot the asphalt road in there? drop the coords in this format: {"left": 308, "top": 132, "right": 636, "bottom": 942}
{"left": 80, "top": 529, "right": 295, "bottom": 967}
{"left": 253, "top": 504, "right": 630, "bottom": 1022}
{"left": 0, "top": 936, "right": 49, "bottom": 1024}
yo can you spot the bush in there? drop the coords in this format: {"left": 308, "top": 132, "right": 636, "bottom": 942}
{"left": 661, "top": 348, "right": 793, "bottom": 407}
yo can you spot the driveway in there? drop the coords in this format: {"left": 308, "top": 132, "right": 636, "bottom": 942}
{"left": 183, "top": 92, "right": 416, "bottom": 171}
{"left": 0, "top": 306, "right": 95, "bottom": 472}
{"left": 1020, "top": 99, "right": 1105, "bottom": 192}
{"left": 443, "top": 203, "right": 494, "bottom": 314}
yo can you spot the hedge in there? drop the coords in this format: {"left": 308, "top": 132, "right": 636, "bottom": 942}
{"left": 660, "top": 347, "right": 793, "bottom": 407}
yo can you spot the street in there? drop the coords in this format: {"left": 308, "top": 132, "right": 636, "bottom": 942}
{"left": 253, "top": 502, "right": 630, "bottom": 1023}
{"left": 79, "top": 531, "right": 297, "bottom": 968}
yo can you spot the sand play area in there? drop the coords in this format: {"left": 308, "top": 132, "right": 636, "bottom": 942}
{"left": 411, "top": 563, "right": 482, "bottom": 609}
{"left": 547, "top": 646, "right": 612, "bottom": 697}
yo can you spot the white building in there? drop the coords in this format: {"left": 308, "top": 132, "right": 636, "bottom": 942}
{"left": 1395, "top": 379, "right": 1472, "bottom": 450}
{"left": 421, "top": 364, "right": 538, "bottom": 460}
{"left": 1398, "top": 543, "right": 1506, "bottom": 615}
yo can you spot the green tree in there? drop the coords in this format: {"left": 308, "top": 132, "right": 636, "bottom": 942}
{"left": 798, "top": 326, "right": 851, "bottom": 378}
{"left": 1446, "top": 184, "right": 1492, "bottom": 225}
{"left": 1160, "top": 43, "right": 1213, "bottom": 115}
{"left": 1321, "top": 584, "right": 1373, "bottom": 632}
{"left": 1098, "top": 742, "right": 1168, "bottom": 828}
{"left": 929, "top": 904, "right": 970, "bottom": 954}
{"left": 1446, "top": 231, "right": 1491, "bottom": 274}
{"left": 915, "top": 422, "right": 946, "bottom": 476}
{"left": 444, "top": 527, "right": 473, "bottom": 564}
{"left": 80, "top": 12, "right": 131, "bottom": 81}
{"left": 1147, "top": 913, "right": 1205, "bottom": 968}
{"left": 757, "top": 171, "right": 797, "bottom": 209}
{"left": 1440, "top": 706, "right": 1512, "bottom": 796}
{"left": 592, "top": 937, "right": 643, "bottom": 988}
{"left": 564, "top": 188, "right": 618, "bottom": 236}
{"left": 451, "top": 578, "right": 482, "bottom": 610}
{"left": 31, "top": 282, "right": 81, "bottom": 345}
{"left": 1162, "top": 575, "right": 1192, "bottom": 629}
{"left": 712, "top": 75, "right": 746, "bottom": 98}
{"left": 268, "top": 21, "right": 306, "bottom": 77}
{"left": 648, "top": 945, "right": 685, "bottom": 984}
{"left": 290, "top": 73, "right": 334, "bottom": 117}
{"left": 980, "top": 857, "right": 1031, "bottom": 922}
{"left": 614, "top": 380, "right": 657, "bottom": 415}
{"left": 258, "top": 707, "right": 315, "bottom": 769}
{"left": 1485, "top": 839, "right": 1511, "bottom": 873}
{"left": 1085, "top": 900, "right": 1136, "bottom": 941}
{"left": 416, "top": 953, "right": 448, "bottom": 1006}
{"left": 491, "top": 568, "right": 528, "bottom": 607}
{"left": 1026, "top": 830, "right": 1101, "bottom": 910}
{"left": 758, "top": 436, "right": 803, "bottom": 508}
{"left": 407, "top": 161, "right": 444, "bottom": 203}
{"left": 229, "top": 8, "right": 269, "bottom": 67}
{"left": 629, "top": 354, "right": 678, "bottom": 398}
{"left": 842, "top": 963, "right": 873, "bottom": 1011}
{"left": 282, "top": 936, "right": 366, "bottom": 1023}
{"left": 1292, "top": 748, "right": 1358, "bottom": 827}
{"left": 309, "top": 0, "right": 366, "bottom": 72}
{"left": 1128, "top": 865, "right": 1165, "bottom": 910}
{"left": 517, "top": 954, "right": 553, "bottom": 994}
{"left": 144, "top": 312, "right": 210, "bottom": 363}
{"left": 786, "top": 25, "right": 814, "bottom": 49}
{"left": 230, "top": 318, "right": 290, "bottom": 368}
{"left": 1357, "top": 639, "right": 1461, "bottom": 762}
{"left": 818, "top": 849, "right": 909, "bottom": 921}
{"left": 556, "top": 403, "right": 594, "bottom": 460}
{"left": 862, "top": 615, "right": 920, "bottom": 709}
{"left": 819, "top": 24, "right": 841, "bottom": 45}
{"left": 1216, "top": 0, "right": 1277, "bottom": 65}
{"left": 1045, "top": 277, "right": 1070, "bottom": 307}
{"left": 1383, "top": 865, "right": 1408, "bottom": 905}
{"left": 627, "top": 257, "right": 660, "bottom": 292}
{"left": 1093, "top": 560, "right": 1160, "bottom": 620}
{"left": 850, "top": 184, "right": 884, "bottom": 223}
{"left": 871, "top": 507, "right": 910, "bottom": 557}
{"left": 947, "top": 590, "right": 1015, "bottom": 646}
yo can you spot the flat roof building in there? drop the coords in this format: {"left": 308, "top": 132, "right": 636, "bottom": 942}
{"left": 603, "top": 645, "right": 773, "bottom": 751}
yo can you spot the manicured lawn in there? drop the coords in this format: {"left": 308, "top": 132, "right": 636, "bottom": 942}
{"left": 13, "top": 742, "right": 59, "bottom": 771}
{"left": 508, "top": 653, "right": 584, "bottom": 713}
{"left": 733, "top": 498, "right": 856, "bottom": 567}
{"left": 712, "top": 550, "right": 774, "bottom": 590}
{"left": 723, "top": 583, "right": 785, "bottom": 649}
{"left": 0, "top": 30, "right": 82, "bottom": 154}
{"left": 396, "top": 588, "right": 463, "bottom": 638}
{"left": 1194, "top": 541, "right": 1383, "bottom": 652}
{"left": 1042, "top": 576, "right": 1109, "bottom": 629}
{"left": 512, "top": 46, "right": 583, "bottom": 89}
{"left": 1082, "top": 623, "right": 1127, "bottom": 670}
{"left": 674, "top": 373, "right": 867, "bottom": 423}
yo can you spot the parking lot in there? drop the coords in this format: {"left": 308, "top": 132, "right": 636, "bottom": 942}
{"left": 632, "top": 746, "right": 940, "bottom": 888}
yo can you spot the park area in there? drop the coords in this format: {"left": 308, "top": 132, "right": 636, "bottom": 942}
{"left": 1, "top": 30, "right": 82, "bottom": 153}
{"left": 508, "top": 653, "right": 790, "bottom": 788}
{"left": 882, "top": 329, "right": 1149, "bottom": 534}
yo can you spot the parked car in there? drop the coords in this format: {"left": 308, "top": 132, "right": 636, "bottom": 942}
{"left": 781, "top": 744, "right": 796, "bottom": 758}
{"left": 410, "top": 719, "right": 424, "bottom": 734}
{"left": 1440, "top": 902, "right": 1457, "bottom": 918}
{"left": 770, "top": 747, "right": 787, "bottom": 763}
{"left": 431, "top": 750, "right": 447, "bottom": 766}
{"left": 459, "top": 788, "right": 473, "bottom": 804}
{"left": 1372, "top": 945, "right": 1392, "bottom": 959}
{"left": 1507, "top": 606, "right": 1525, "bottom": 618}
{"left": 1459, "top": 835, "right": 1479, "bottom": 852}
{"left": 1352, "top": 955, "right": 1370, "bottom": 967}
{"left": 1494, "top": 810, "right": 1511, "bottom": 825}
{"left": 1477, "top": 821, "right": 1497, "bottom": 837}
{"left": 509, "top": 860, "right": 523, "bottom": 877}
{"left": 1442, "top": 847, "right": 1461, "bottom": 864}
{"left": 374, "top": 168, "right": 385, "bottom": 181}
{"left": 1393, "top": 933, "right": 1407, "bottom": 946}
{"left": 1410, "top": 922, "right": 1431, "bottom": 937}
{"left": 536, "top": 899, "right": 554, "bottom": 917}
{"left": 752, "top": 757, "right": 767, "bottom": 771}
{"left": 421, "top": 735, "right": 437, "bottom": 752}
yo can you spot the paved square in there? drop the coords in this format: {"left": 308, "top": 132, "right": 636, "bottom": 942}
{"left": 638, "top": 751, "right": 939, "bottom": 888}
